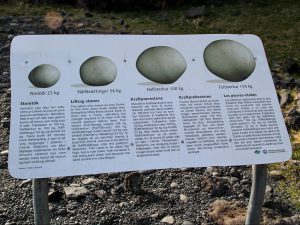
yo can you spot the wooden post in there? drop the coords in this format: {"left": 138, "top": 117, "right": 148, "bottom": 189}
{"left": 33, "top": 178, "right": 50, "bottom": 225}
{"left": 245, "top": 164, "right": 268, "bottom": 225}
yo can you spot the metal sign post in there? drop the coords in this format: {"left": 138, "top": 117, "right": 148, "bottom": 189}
{"left": 33, "top": 178, "right": 50, "bottom": 225}
{"left": 245, "top": 164, "right": 268, "bottom": 225}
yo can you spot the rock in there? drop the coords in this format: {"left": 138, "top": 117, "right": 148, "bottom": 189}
{"left": 150, "top": 212, "right": 159, "bottom": 218}
{"left": 48, "top": 187, "right": 64, "bottom": 202}
{"left": 18, "top": 179, "right": 32, "bottom": 187}
{"left": 285, "top": 107, "right": 300, "bottom": 129}
{"left": 181, "top": 167, "right": 193, "bottom": 172}
{"left": 1, "top": 118, "right": 10, "bottom": 128}
{"left": 76, "top": 23, "right": 84, "bottom": 28}
{"left": 206, "top": 166, "right": 217, "bottom": 173}
{"left": 5, "top": 222, "right": 17, "bottom": 225}
{"left": 232, "top": 183, "right": 240, "bottom": 189}
{"left": 269, "top": 170, "right": 284, "bottom": 179}
{"left": 230, "top": 177, "right": 239, "bottom": 183}
{"left": 0, "top": 206, "right": 7, "bottom": 213}
{"left": 0, "top": 43, "right": 10, "bottom": 52}
{"left": 170, "top": 182, "right": 179, "bottom": 188}
{"left": 0, "top": 150, "right": 8, "bottom": 156}
{"left": 182, "top": 221, "right": 194, "bottom": 225}
{"left": 110, "top": 188, "right": 117, "bottom": 195}
{"left": 67, "top": 201, "right": 79, "bottom": 210}
{"left": 278, "top": 89, "right": 290, "bottom": 107}
{"left": 7, "top": 34, "right": 14, "bottom": 39}
{"left": 51, "top": 177, "right": 67, "bottom": 182}
{"left": 118, "top": 202, "right": 127, "bottom": 207}
{"left": 212, "top": 172, "right": 219, "bottom": 176}
{"left": 161, "top": 215, "right": 175, "bottom": 224}
{"left": 185, "top": 6, "right": 206, "bottom": 18}
{"left": 100, "top": 208, "right": 107, "bottom": 214}
{"left": 265, "top": 185, "right": 273, "bottom": 196}
{"left": 94, "top": 190, "right": 107, "bottom": 199}
{"left": 81, "top": 178, "right": 97, "bottom": 185}
{"left": 180, "top": 194, "right": 189, "bottom": 203}
{"left": 229, "top": 168, "right": 240, "bottom": 178}
{"left": 125, "top": 172, "right": 144, "bottom": 194}
{"left": 240, "top": 179, "right": 249, "bottom": 185}
{"left": 57, "top": 208, "right": 67, "bottom": 215}
{"left": 108, "top": 172, "right": 119, "bottom": 178}
{"left": 64, "top": 186, "right": 89, "bottom": 199}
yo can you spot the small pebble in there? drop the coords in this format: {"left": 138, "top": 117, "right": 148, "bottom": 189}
{"left": 230, "top": 177, "right": 239, "bottom": 183}
{"left": 180, "top": 194, "right": 189, "bottom": 203}
{"left": 150, "top": 212, "right": 159, "bottom": 218}
{"left": 269, "top": 170, "right": 283, "bottom": 178}
{"left": 182, "top": 221, "right": 194, "bottom": 225}
{"left": 240, "top": 179, "right": 249, "bottom": 185}
{"left": 212, "top": 172, "right": 219, "bottom": 176}
{"left": 81, "top": 178, "right": 97, "bottom": 185}
{"left": 170, "top": 182, "right": 179, "bottom": 188}
{"left": 161, "top": 215, "right": 175, "bottom": 224}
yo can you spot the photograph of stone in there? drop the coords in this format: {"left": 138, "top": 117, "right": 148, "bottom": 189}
{"left": 80, "top": 56, "right": 117, "bottom": 86}
{"left": 136, "top": 46, "right": 187, "bottom": 84}
{"left": 204, "top": 39, "right": 256, "bottom": 82}
{"left": 28, "top": 64, "right": 61, "bottom": 88}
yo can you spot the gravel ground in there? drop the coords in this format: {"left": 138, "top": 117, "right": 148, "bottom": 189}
{"left": 0, "top": 14, "right": 300, "bottom": 225}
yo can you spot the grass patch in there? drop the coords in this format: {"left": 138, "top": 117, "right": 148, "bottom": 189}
{"left": 277, "top": 160, "right": 300, "bottom": 209}
{"left": 0, "top": 0, "right": 299, "bottom": 61}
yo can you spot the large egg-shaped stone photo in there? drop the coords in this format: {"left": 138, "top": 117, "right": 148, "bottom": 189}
{"left": 80, "top": 56, "right": 117, "bottom": 86}
{"left": 28, "top": 64, "right": 60, "bottom": 88}
{"left": 203, "top": 39, "right": 256, "bottom": 82}
{"left": 136, "top": 46, "right": 187, "bottom": 84}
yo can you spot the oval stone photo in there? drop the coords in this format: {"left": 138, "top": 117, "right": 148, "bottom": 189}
{"left": 203, "top": 39, "right": 256, "bottom": 82}
{"left": 28, "top": 64, "right": 61, "bottom": 88}
{"left": 80, "top": 56, "right": 117, "bottom": 86}
{"left": 136, "top": 46, "right": 187, "bottom": 84}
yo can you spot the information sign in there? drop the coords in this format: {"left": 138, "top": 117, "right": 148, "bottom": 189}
{"left": 9, "top": 35, "right": 292, "bottom": 178}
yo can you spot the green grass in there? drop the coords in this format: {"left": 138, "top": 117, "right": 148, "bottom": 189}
{"left": 276, "top": 160, "right": 300, "bottom": 209}
{"left": 0, "top": 0, "right": 299, "bottom": 61}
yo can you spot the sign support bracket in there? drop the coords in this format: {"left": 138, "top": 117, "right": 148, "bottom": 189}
{"left": 33, "top": 178, "right": 50, "bottom": 225}
{"left": 245, "top": 164, "right": 268, "bottom": 225}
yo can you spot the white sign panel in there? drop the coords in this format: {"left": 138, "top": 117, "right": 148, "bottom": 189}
{"left": 9, "top": 35, "right": 292, "bottom": 178}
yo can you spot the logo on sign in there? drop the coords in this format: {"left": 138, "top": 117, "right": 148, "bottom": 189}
{"left": 254, "top": 150, "right": 261, "bottom": 155}
{"left": 263, "top": 149, "right": 267, "bottom": 154}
